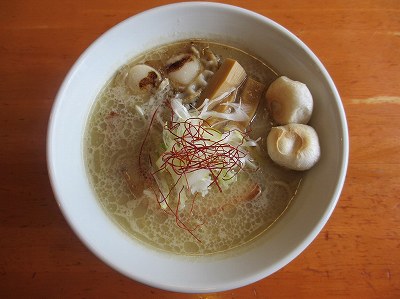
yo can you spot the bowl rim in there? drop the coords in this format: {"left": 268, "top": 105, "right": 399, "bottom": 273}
{"left": 47, "top": 1, "right": 349, "bottom": 293}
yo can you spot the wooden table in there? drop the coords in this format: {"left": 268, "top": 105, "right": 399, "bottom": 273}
{"left": 1, "top": 0, "right": 399, "bottom": 298}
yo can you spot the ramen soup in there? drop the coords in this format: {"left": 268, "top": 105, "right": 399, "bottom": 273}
{"left": 84, "top": 40, "right": 304, "bottom": 255}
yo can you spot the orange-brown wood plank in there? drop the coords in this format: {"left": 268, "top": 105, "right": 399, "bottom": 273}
{"left": 1, "top": 0, "right": 399, "bottom": 298}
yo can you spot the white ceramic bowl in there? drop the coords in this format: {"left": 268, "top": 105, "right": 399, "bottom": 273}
{"left": 47, "top": 2, "right": 348, "bottom": 293}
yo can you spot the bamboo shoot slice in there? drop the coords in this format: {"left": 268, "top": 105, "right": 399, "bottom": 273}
{"left": 196, "top": 58, "right": 247, "bottom": 120}
{"left": 234, "top": 78, "right": 265, "bottom": 131}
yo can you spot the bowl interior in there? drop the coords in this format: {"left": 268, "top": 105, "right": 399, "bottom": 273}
{"left": 47, "top": 2, "right": 348, "bottom": 293}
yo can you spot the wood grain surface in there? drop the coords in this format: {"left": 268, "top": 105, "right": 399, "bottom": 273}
{"left": 1, "top": 0, "right": 399, "bottom": 298}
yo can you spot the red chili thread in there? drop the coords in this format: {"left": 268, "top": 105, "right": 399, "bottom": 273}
{"left": 138, "top": 103, "right": 251, "bottom": 242}
{"left": 158, "top": 119, "right": 247, "bottom": 182}
{"left": 149, "top": 175, "right": 203, "bottom": 243}
{"left": 138, "top": 106, "right": 160, "bottom": 173}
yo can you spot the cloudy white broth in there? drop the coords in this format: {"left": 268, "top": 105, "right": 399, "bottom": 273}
{"left": 84, "top": 40, "right": 302, "bottom": 255}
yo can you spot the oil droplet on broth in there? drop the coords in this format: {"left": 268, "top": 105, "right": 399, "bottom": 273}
{"left": 131, "top": 198, "right": 149, "bottom": 218}
{"left": 223, "top": 204, "right": 237, "bottom": 218}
